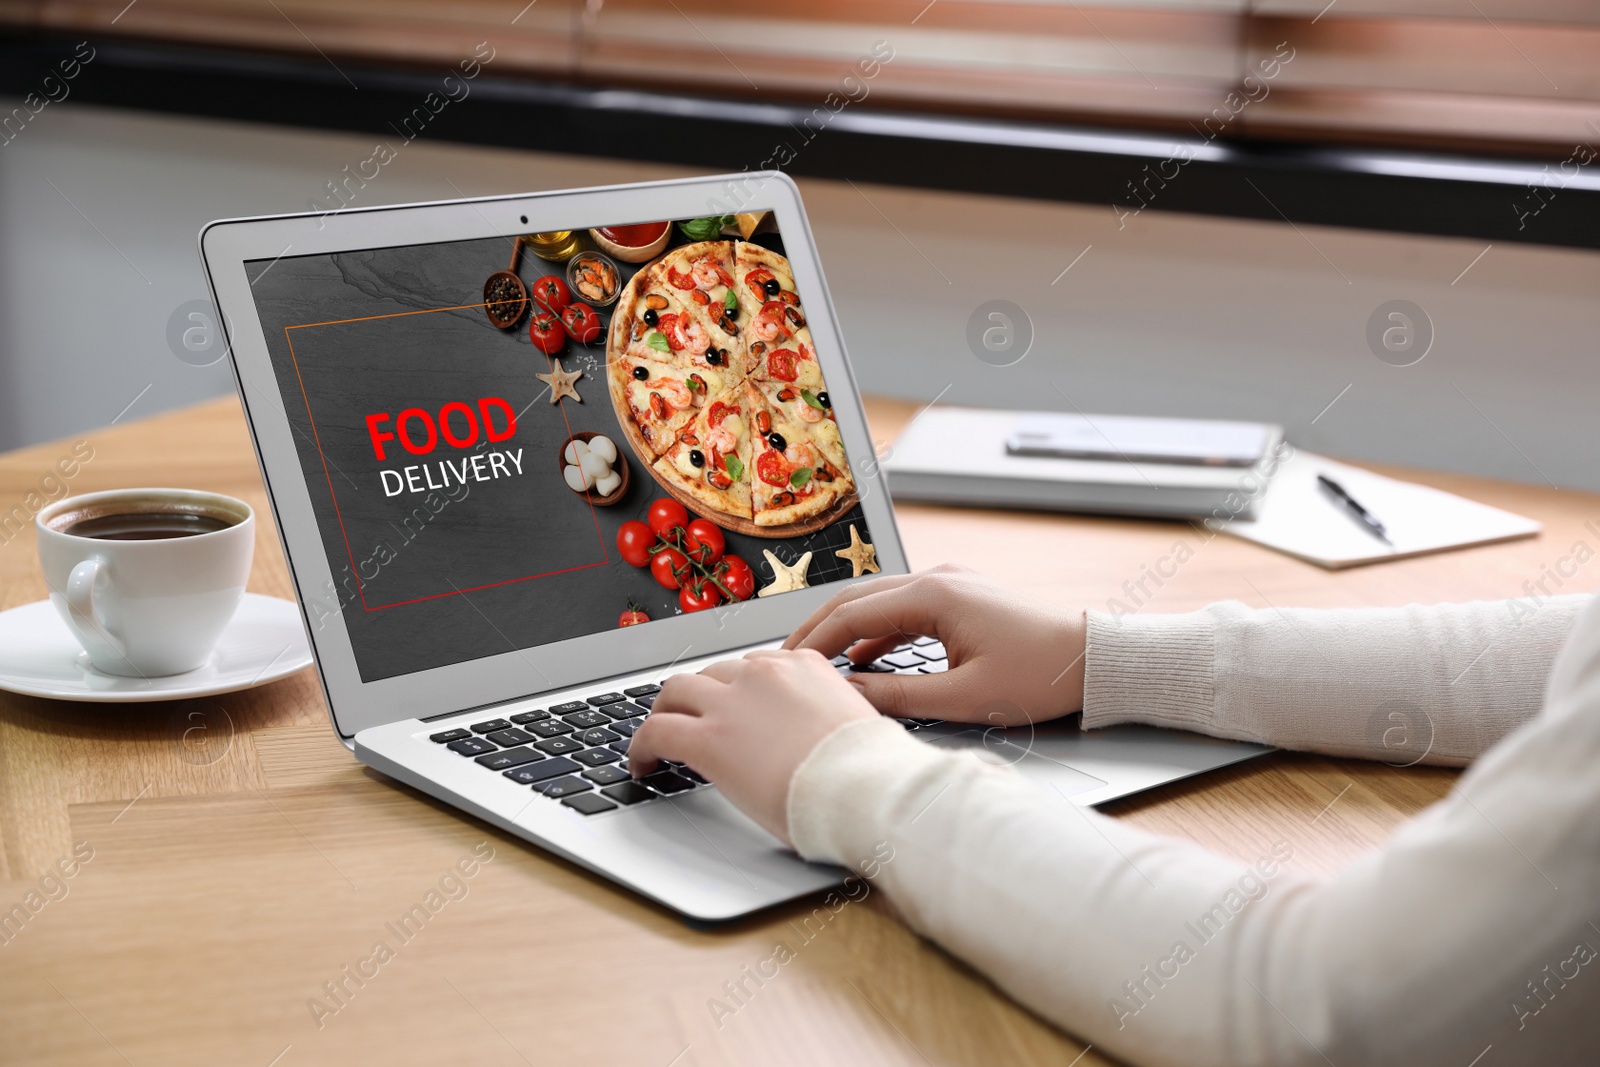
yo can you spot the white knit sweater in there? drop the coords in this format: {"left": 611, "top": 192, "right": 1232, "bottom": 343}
{"left": 787, "top": 593, "right": 1599, "bottom": 1066}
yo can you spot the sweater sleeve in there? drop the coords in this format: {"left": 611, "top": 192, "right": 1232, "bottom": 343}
{"left": 1080, "top": 596, "right": 1588, "bottom": 765}
{"left": 788, "top": 593, "right": 1600, "bottom": 1066}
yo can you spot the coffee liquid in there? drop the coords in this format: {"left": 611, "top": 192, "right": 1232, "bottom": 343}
{"left": 61, "top": 511, "right": 235, "bottom": 540}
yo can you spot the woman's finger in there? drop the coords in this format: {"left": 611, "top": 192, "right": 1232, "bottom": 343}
{"left": 791, "top": 579, "right": 951, "bottom": 659}
{"left": 783, "top": 573, "right": 922, "bottom": 649}
{"left": 629, "top": 710, "right": 705, "bottom": 777}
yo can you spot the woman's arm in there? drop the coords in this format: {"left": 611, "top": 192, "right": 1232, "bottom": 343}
{"left": 632, "top": 595, "right": 1600, "bottom": 1064}
{"left": 1083, "top": 596, "right": 1588, "bottom": 765}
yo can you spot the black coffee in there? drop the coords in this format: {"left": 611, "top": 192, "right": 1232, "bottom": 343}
{"left": 61, "top": 510, "right": 236, "bottom": 541}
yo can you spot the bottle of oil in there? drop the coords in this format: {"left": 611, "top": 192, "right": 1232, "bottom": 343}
{"left": 524, "top": 231, "right": 583, "bottom": 263}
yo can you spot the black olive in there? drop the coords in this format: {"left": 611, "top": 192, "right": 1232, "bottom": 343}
{"left": 706, "top": 349, "right": 724, "bottom": 366}
{"left": 643, "top": 308, "right": 659, "bottom": 326}
{"left": 817, "top": 391, "right": 830, "bottom": 408}
{"left": 724, "top": 304, "right": 738, "bottom": 320}
{"left": 763, "top": 279, "right": 781, "bottom": 297}
{"left": 689, "top": 449, "right": 705, "bottom": 468}
{"left": 767, "top": 431, "right": 786, "bottom": 452}
{"left": 632, "top": 365, "right": 649, "bottom": 380}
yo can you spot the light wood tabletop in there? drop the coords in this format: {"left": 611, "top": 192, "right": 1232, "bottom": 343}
{"left": 0, "top": 394, "right": 1589, "bottom": 1067}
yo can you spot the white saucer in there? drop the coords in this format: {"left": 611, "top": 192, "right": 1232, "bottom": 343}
{"left": 0, "top": 594, "right": 313, "bottom": 702}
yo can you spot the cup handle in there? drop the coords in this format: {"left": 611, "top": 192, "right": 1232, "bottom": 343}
{"left": 65, "top": 557, "right": 129, "bottom": 668}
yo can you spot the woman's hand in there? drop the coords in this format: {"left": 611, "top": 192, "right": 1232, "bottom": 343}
{"left": 629, "top": 649, "right": 877, "bottom": 844}
{"left": 783, "top": 564, "right": 1086, "bottom": 727}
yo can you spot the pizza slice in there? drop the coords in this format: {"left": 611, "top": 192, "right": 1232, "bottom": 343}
{"left": 748, "top": 375, "right": 849, "bottom": 476}
{"left": 611, "top": 262, "right": 744, "bottom": 378}
{"left": 650, "top": 383, "right": 756, "bottom": 521}
{"left": 749, "top": 330, "right": 825, "bottom": 393}
{"left": 745, "top": 382, "right": 851, "bottom": 527}
{"left": 734, "top": 242, "right": 809, "bottom": 354}
{"left": 659, "top": 240, "right": 741, "bottom": 338}
{"left": 608, "top": 346, "right": 730, "bottom": 459}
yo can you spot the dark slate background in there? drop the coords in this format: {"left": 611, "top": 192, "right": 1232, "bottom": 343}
{"left": 247, "top": 229, "right": 871, "bottom": 682}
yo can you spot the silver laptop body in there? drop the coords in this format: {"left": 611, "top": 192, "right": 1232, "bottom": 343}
{"left": 202, "top": 172, "right": 1268, "bottom": 921}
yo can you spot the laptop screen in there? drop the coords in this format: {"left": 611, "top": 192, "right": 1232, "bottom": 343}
{"left": 245, "top": 216, "right": 877, "bottom": 683}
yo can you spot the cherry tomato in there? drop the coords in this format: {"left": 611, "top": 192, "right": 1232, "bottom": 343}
{"left": 530, "top": 275, "right": 571, "bottom": 314}
{"left": 756, "top": 449, "right": 790, "bottom": 487}
{"left": 650, "top": 546, "right": 689, "bottom": 590}
{"left": 667, "top": 264, "right": 697, "bottom": 291}
{"left": 529, "top": 311, "right": 565, "bottom": 354}
{"left": 619, "top": 602, "right": 649, "bottom": 627}
{"left": 744, "top": 267, "right": 775, "bottom": 297}
{"left": 683, "top": 518, "right": 725, "bottom": 566}
{"left": 707, "top": 400, "right": 741, "bottom": 427}
{"left": 656, "top": 312, "right": 683, "bottom": 350}
{"left": 616, "top": 520, "right": 654, "bottom": 568}
{"left": 561, "top": 301, "right": 601, "bottom": 344}
{"left": 679, "top": 580, "right": 722, "bottom": 613}
{"left": 719, "top": 555, "right": 754, "bottom": 601}
{"left": 647, "top": 498, "right": 689, "bottom": 540}
{"left": 766, "top": 348, "right": 798, "bottom": 382}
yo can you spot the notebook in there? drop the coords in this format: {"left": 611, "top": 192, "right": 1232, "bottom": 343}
{"left": 1218, "top": 449, "right": 1542, "bottom": 568}
{"left": 882, "top": 407, "right": 1286, "bottom": 520}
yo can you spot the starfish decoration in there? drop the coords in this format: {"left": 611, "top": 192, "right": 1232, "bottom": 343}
{"left": 536, "top": 358, "right": 583, "bottom": 404}
{"left": 834, "top": 524, "right": 879, "bottom": 578}
{"left": 758, "top": 549, "right": 812, "bottom": 598}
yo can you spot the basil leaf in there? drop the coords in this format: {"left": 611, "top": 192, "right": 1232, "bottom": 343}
{"left": 799, "top": 389, "right": 825, "bottom": 410}
{"left": 678, "top": 215, "right": 735, "bottom": 241}
{"left": 789, "top": 467, "right": 813, "bottom": 488}
{"left": 724, "top": 289, "right": 738, "bottom": 312}
{"left": 724, "top": 454, "right": 745, "bottom": 482}
{"left": 646, "top": 331, "right": 671, "bottom": 353}
{"left": 687, "top": 375, "right": 705, "bottom": 392}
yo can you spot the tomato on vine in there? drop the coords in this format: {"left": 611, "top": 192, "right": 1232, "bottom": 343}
{"left": 683, "top": 518, "right": 725, "bottom": 566}
{"left": 647, "top": 498, "right": 688, "bottom": 540}
{"left": 718, "top": 555, "right": 754, "bottom": 601}
{"left": 616, "top": 520, "right": 654, "bottom": 568}
{"left": 679, "top": 580, "right": 722, "bottom": 613}
{"left": 650, "top": 546, "right": 690, "bottom": 590}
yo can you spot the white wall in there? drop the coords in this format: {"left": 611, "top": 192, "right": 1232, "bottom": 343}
{"left": 2, "top": 100, "right": 1597, "bottom": 488}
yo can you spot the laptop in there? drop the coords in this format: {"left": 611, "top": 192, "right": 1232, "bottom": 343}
{"left": 201, "top": 172, "right": 1268, "bottom": 921}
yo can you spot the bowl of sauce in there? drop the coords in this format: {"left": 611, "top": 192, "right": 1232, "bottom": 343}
{"left": 588, "top": 221, "right": 670, "bottom": 263}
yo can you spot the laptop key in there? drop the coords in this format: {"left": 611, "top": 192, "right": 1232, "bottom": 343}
{"left": 918, "top": 661, "right": 949, "bottom": 675}
{"left": 484, "top": 727, "right": 536, "bottom": 747}
{"left": 550, "top": 700, "right": 589, "bottom": 714}
{"left": 678, "top": 767, "right": 708, "bottom": 785}
{"left": 576, "top": 727, "right": 620, "bottom": 746}
{"left": 642, "top": 770, "right": 694, "bottom": 794}
{"left": 447, "top": 737, "right": 498, "bottom": 756}
{"left": 608, "top": 717, "right": 644, "bottom": 737}
{"left": 582, "top": 764, "right": 631, "bottom": 785}
{"left": 632, "top": 694, "right": 657, "bottom": 709}
{"left": 880, "top": 653, "right": 924, "bottom": 670}
{"left": 609, "top": 739, "right": 631, "bottom": 755}
{"left": 850, "top": 661, "right": 896, "bottom": 674}
{"left": 914, "top": 645, "right": 947, "bottom": 662}
{"left": 534, "top": 736, "right": 584, "bottom": 756}
{"left": 510, "top": 709, "right": 550, "bottom": 725}
{"left": 470, "top": 718, "right": 513, "bottom": 734}
{"left": 599, "top": 700, "right": 647, "bottom": 721}
{"left": 623, "top": 684, "right": 659, "bottom": 698}
{"left": 503, "top": 757, "right": 580, "bottom": 785}
{"left": 561, "top": 793, "right": 618, "bottom": 815}
{"left": 533, "top": 776, "right": 592, "bottom": 798}
{"left": 601, "top": 782, "right": 655, "bottom": 805}
{"left": 574, "top": 747, "right": 621, "bottom": 767}
{"left": 830, "top": 655, "right": 851, "bottom": 667}
{"left": 528, "top": 720, "right": 574, "bottom": 738}
{"left": 562, "top": 709, "right": 611, "bottom": 729}
{"left": 475, "top": 746, "right": 542, "bottom": 771}
{"left": 912, "top": 635, "right": 939, "bottom": 647}
{"left": 587, "top": 692, "right": 625, "bottom": 706}
{"left": 430, "top": 728, "right": 471, "bottom": 743}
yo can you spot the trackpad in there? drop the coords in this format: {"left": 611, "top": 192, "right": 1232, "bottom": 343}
{"left": 922, "top": 728, "right": 1106, "bottom": 799}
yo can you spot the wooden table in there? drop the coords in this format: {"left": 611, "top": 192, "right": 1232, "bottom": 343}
{"left": 1, "top": 395, "right": 1589, "bottom": 1066}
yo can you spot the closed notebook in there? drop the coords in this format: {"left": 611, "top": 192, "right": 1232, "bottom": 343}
{"left": 1219, "top": 449, "right": 1541, "bottom": 568}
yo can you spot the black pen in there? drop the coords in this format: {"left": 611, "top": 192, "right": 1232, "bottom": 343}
{"left": 1317, "top": 474, "right": 1392, "bottom": 545}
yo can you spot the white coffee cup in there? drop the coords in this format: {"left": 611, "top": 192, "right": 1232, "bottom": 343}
{"left": 35, "top": 488, "right": 255, "bottom": 677}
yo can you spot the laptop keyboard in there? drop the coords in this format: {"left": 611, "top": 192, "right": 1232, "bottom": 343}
{"left": 426, "top": 642, "right": 948, "bottom": 815}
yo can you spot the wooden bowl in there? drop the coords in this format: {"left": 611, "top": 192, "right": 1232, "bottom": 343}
{"left": 558, "top": 431, "right": 630, "bottom": 506}
{"left": 588, "top": 224, "right": 670, "bottom": 263}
